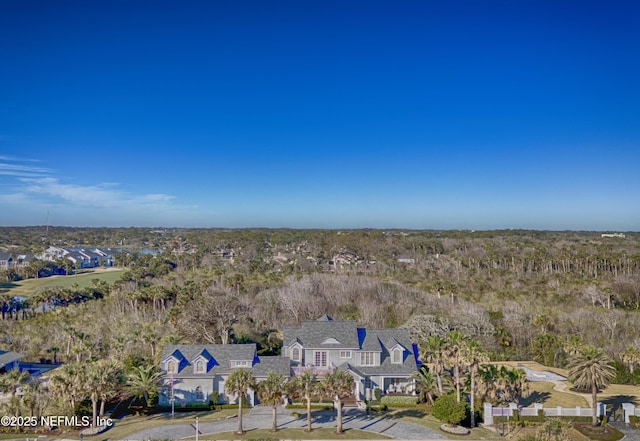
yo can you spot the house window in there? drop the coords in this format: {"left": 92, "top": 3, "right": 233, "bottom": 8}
{"left": 292, "top": 348, "right": 300, "bottom": 361}
{"left": 360, "top": 352, "right": 375, "bottom": 366}
{"left": 195, "top": 359, "right": 205, "bottom": 373}
{"left": 167, "top": 360, "right": 177, "bottom": 373}
{"left": 392, "top": 349, "right": 402, "bottom": 364}
{"left": 194, "top": 386, "right": 204, "bottom": 400}
{"left": 340, "top": 350, "right": 352, "bottom": 358}
{"left": 314, "top": 351, "right": 327, "bottom": 367}
{"left": 232, "top": 360, "right": 250, "bottom": 368}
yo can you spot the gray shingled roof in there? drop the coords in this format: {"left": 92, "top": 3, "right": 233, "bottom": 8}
{"left": 159, "top": 344, "right": 291, "bottom": 378}
{"left": 361, "top": 328, "right": 417, "bottom": 376}
{"left": 160, "top": 344, "right": 256, "bottom": 377}
{"left": 283, "top": 320, "right": 360, "bottom": 349}
{"left": 252, "top": 356, "right": 291, "bottom": 378}
{"left": 0, "top": 350, "right": 24, "bottom": 368}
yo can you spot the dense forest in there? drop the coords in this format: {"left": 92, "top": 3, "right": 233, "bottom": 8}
{"left": 1, "top": 227, "right": 639, "bottom": 382}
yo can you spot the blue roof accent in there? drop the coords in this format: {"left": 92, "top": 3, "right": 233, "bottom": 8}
{"left": 357, "top": 328, "right": 366, "bottom": 347}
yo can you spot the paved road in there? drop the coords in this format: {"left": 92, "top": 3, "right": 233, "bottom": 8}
{"left": 126, "top": 407, "right": 447, "bottom": 440}
{"left": 610, "top": 422, "right": 640, "bottom": 441}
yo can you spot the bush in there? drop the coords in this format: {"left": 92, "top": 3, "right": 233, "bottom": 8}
{"left": 366, "top": 400, "right": 388, "bottom": 412}
{"left": 374, "top": 388, "right": 382, "bottom": 401}
{"left": 380, "top": 395, "right": 419, "bottom": 407}
{"left": 217, "top": 402, "right": 250, "bottom": 409}
{"left": 432, "top": 394, "right": 467, "bottom": 426}
{"left": 286, "top": 403, "right": 334, "bottom": 410}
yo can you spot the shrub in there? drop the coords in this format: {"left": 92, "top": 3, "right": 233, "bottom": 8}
{"left": 374, "top": 388, "right": 382, "bottom": 401}
{"left": 217, "top": 402, "right": 250, "bottom": 409}
{"left": 432, "top": 394, "right": 467, "bottom": 426}
{"left": 285, "top": 403, "right": 333, "bottom": 410}
{"left": 380, "top": 395, "right": 419, "bottom": 407}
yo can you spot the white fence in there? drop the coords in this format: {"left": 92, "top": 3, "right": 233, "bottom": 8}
{"left": 484, "top": 402, "right": 605, "bottom": 425}
{"left": 622, "top": 403, "right": 640, "bottom": 423}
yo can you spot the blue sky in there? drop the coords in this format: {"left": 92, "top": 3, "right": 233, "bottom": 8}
{"left": 1, "top": 0, "right": 639, "bottom": 230}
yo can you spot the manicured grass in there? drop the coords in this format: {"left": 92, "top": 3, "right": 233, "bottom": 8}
{"left": 99, "top": 409, "right": 238, "bottom": 440}
{"left": 522, "top": 381, "right": 589, "bottom": 407}
{"left": 0, "top": 268, "right": 124, "bottom": 298}
{"left": 187, "top": 428, "right": 392, "bottom": 440}
{"left": 0, "top": 434, "right": 33, "bottom": 439}
{"left": 573, "top": 423, "right": 624, "bottom": 441}
{"left": 510, "top": 425, "right": 591, "bottom": 441}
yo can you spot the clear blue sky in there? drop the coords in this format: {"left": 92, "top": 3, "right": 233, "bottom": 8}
{"left": 1, "top": 0, "right": 638, "bottom": 230}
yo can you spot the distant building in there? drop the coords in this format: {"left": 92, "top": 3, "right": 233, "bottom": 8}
{"left": 0, "top": 350, "right": 24, "bottom": 374}
{"left": 601, "top": 233, "right": 626, "bottom": 238}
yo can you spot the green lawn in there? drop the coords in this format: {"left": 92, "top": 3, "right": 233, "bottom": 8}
{"left": 0, "top": 268, "right": 124, "bottom": 297}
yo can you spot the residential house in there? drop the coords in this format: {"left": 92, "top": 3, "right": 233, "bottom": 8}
{"left": 282, "top": 315, "right": 419, "bottom": 402}
{"left": 0, "top": 252, "right": 13, "bottom": 270}
{"left": 0, "top": 350, "right": 24, "bottom": 374}
{"left": 158, "top": 344, "right": 289, "bottom": 408}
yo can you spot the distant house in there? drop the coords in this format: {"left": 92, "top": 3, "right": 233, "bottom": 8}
{"left": 158, "top": 344, "right": 290, "bottom": 407}
{"left": 282, "top": 315, "right": 419, "bottom": 402}
{"left": 0, "top": 350, "right": 24, "bottom": 374}
{"left": 0, "top": 252, "right": 13, "bottom": 270}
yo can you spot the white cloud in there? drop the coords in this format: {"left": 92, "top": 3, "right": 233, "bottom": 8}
{"left": 18, "top": 177, "right": 176, "bottom": 210}
{"left": 0, "top": 160, "right": 53, "bottom": 177}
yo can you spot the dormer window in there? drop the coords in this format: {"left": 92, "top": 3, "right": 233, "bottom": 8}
{"left": 292, "top": 348, "right": 300, "bottom": 361}
{"left": 231, "top": 360, "right": 251, "bottom": 368}
{"left": 391, "top": 348, "right": 402, "bottom": 364}
{"left": 195, "top": 359, "right": 205, "bottom": 374}
{"left": 167, "top": 360, "right": 177, "bottom": 374}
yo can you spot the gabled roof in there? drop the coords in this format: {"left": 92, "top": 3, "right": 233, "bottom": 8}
{"left": 357, "top": 328, "right": 418, "bottom": 376}
{"left": 0, "top": 252, "right": 13, "bottom": 261}
{"left": 252, "top": 356, "right": 291, "bottom": 378}
{"left": 160, "top": 344, "right": 256, "bottom": 377}
{"left": 283, "top": 319, "right": 360, "bottom": 349}
{"left": 159, "top": 344, "right": 290, "bottom": 378}
{"left": 0, "top": 350, "right": 24, "bottom": 369}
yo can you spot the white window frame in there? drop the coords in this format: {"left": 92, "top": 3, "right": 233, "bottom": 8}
{"left": 292, "top": 347, "right": 301, "bottom": 361}
{"left": 360, "top": 352, "right": 375, "bottom": 366}
{"left": 195, "top": 359, "right": 205, "bottom": 373}
{"left": 232, "top": 360, "right": 251, "bottom": 368}
{"left": 391, "top": 349, "right": 402, "bottom": 364}
{"left": 167, "top": 359, "right": 178, "bottom": 373}
{"left": 340, "top": 350, "right": 352, "bottom": 358}
{"left": 314, "top": 351, "right": 327, "bottom": 367}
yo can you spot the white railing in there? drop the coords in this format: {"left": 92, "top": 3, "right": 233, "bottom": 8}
{"left": 484, "top": 403, "right": 605, "bottom": 425}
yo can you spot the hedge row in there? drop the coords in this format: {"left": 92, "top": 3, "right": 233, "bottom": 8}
{"left": 380, "top": 395, "right": 419, "bottom": 407}
{"left": 286, "top": 403, "right": 334, "bottom": 410}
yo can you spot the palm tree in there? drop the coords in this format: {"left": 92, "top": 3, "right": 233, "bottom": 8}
{"left": 621, "top": 347, "right": 640, "bottom": 375}
{"left": 568, "top": 346, "right": 616, "bottom": 426}
{"left": 0, "top": 369, "right": 29, "bottom": 398}
{"left": 463, "top": 340, "right": 489, "bottom": 427}
{"left": 322, "top": 370, "right": 354, "bottom": 434}
{"left": 49, "top": 363, "right": 87, "bottom": 412}
{"left": 288, "top": 370, "right": 319, "bottom": 432}
{"left": 444, "top": 330, "right": 466, "bottom": 403}
{"left": 125, "top": 364, "right": 160, "bottom": 409}
{"left": 422, "top": 335, "right": 447, "bottom": 394}
{"left": 87, "top": 360, "right": 122, "bottom": 427}
{"left": 225, "top": 368, "right": 255, "bottom": 435}
{"left": 256, "top": 372, "right": 287, "bottom": 432}
{"left": 410, "top": 366, "right": 439, "bottom": 405}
